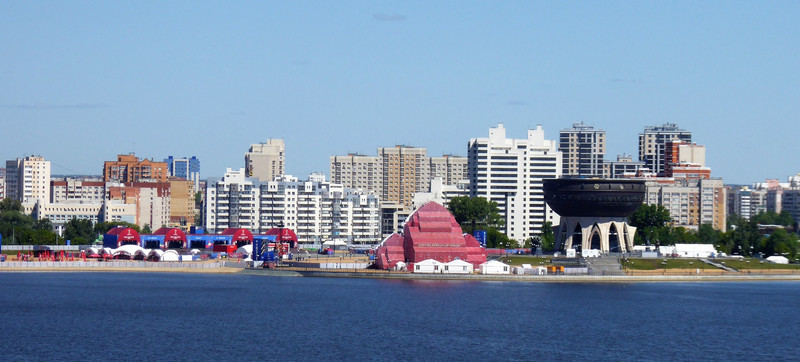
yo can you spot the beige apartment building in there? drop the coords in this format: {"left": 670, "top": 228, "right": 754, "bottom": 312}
{"left": 245, "top": 139, "right": 285, "bottom": 182}
{"left": 330, "top": 147, "right": 468, "bottom": 210}
{"left": 168, "top": 177, "right": 195, "bottom": 229}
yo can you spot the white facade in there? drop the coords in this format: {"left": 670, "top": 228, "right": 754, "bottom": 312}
{"left": 659, "top": 244, "right": 718, "bottom": 258}
{"left": 413, "top": 259, "right": 444, "bottom": 273}
{"left": 443, "top": 259, "right": 474, "bottom": 274}
{"left": 205, "top": 170, "right": 381, "bottom": 244}
{"left": 5, "top": 156, "right": 51, "bottom": 205}
{"left": 468, "top": 123, "right": 562, "bottom": 242}
{"left": 479, "top": 260, "right": 511, "bottom": 275}
{"left": 412, "top": 178, "right": 469, "bottom": 210}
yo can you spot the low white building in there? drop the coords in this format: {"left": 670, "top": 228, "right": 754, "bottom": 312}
{"left": 479, "top": 260, "right": 510, "bottom": 275}
{"left": 660, "top": 244, "right": 718, "bottom": 258}
{"left": 413, "top": 259, "right": 444, "bottom": 273}
{"left": 443, "top": 259, "right": 474, "bottom": 274}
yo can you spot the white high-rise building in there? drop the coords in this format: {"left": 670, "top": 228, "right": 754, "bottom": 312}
{"left": 5, "top": 156, "right": 51, "bottom": 205}
{"left": 468, "top": 124, "right": 562, "bottom": 242}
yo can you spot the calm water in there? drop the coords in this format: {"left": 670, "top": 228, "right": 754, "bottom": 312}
{"left": 1, "top": 273, "right": 798, "bottom": 361}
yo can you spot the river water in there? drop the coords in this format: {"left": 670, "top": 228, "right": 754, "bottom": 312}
{"left": 0, "top": 273, "right": 798, "bottom": 361}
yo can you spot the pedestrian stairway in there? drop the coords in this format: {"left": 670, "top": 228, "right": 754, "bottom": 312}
{"left": 584, "top": 255, "right": 626, "bottom": 276}
{"left": 700, "top": 258, "right": 739, "bottom": 272}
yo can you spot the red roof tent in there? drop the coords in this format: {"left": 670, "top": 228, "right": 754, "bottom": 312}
{"left": 221, "top": 228, "right": 254, "bottom": 245}
{"left": 263, "top": 228, "right": 298, "bottom": 248}
{"left": 153, "top": 227, "right": 187, "bottom": 249}
{"left": 105, "top": 227, "right": 140, "bottom": 247}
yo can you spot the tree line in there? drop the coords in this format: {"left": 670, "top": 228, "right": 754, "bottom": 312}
{"left": 628, "top": 204, "right": 798, "bottom": 259}
{"left": 0, "top": 198, "right": 143, "bottom": 245}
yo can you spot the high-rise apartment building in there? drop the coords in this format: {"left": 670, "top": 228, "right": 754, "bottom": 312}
{"left": 330, "top": 148, "right": 468, "bottom": 212}
{"left": 468, "top": 124, "right": 562, "bottom": 242}
{"left": 378, "top": 145, "right": 428, "bottom": 208}
{"left": 329, "top": 154, "right": 382, "bottom": 194}
{"left": 103, "top": 154, "right": 169, "bottom": 183}
{"left": 5, "top": 156, "right": 51, "bottom": 204}
{"left": 727, "top": 186, "right": 768, "bottom": 221}
{"left": 638, "top": 123, "right": 692, "bottom": 176}
{"left": 559, "top": 122, "right": 605, "bottom": 177}
{"left": 168, "top": 177, "right": 195, "bottom": 228}
{"left": 204, "top": 169, "right": 380, "bottom": 243}
{"left": 164, "top": 156, "right": 200, "bottom": 190}
{"left": 751, "top": 173, "right": 800, "bottom": 226}
{"left": 245, "top": 139, "right": 285, "bottom": 182}
{"left": 429, "top": 155, "right": 468, "bottom": 185}
{"left": 645, "top": 178, "right": 726, "bottom": 231}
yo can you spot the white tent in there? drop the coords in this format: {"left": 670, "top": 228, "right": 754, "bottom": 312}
{"left": 113, "top": 244, "right": 146, "bottom": 260}
{"left": 161, "top": 250, "right": 180, "bottom": 262}
{"left": 147, "top": 249, "right": 164, "bottom": 261}
{"left": 322, "top": 240, "right": 348, "bottom": 250}
{"left": 479, "top": 260, "right": 510, "bottom": 275}
{"left": 444, "top": 259, "right": 474, "bottom": 274}
{"left": 766, "top": 256, "right": 789, "bottom": 264}
{"left": 236, "top": 244, "right": 253, "bottom": 259}
{"left": 413, "top": 259, "right": 444, "bottom": 273}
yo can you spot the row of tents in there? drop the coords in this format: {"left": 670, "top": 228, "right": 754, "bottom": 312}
{"left": 85, "top": 245, "right": 203, "bottom": 262}
{"left": 406, "top": 259, "right": 512, "bottom": 274}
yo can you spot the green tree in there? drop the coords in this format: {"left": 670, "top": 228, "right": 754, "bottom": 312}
{"left": 63, "top": 218, "right": 94, "bottom": 245}
{"left": 142, "top": 224, "right": 152, "bottom": 234}
{"left": 523, "top": 237, "right": 534, "bottom": 249}
{"left": 628, "top": 204, "right": 671, "bottom": 245}
{"left": 487, "top": 228, "right": 517, "bottom": 249}
{"left": 540, "top": 221, "right": 555, "bottom": 252}
{"left": 760, "top": 228, "right": 798, "bottom": 258}
{"left": 0, "top": 210, "right": 34, "bottom": 244}
{"left": 447, "top": 196, "right": 503, "bottom": 235}
{"left": 0, "top": 198, "right": 23, "bottom": 213}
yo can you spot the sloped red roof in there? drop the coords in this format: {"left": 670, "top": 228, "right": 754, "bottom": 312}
{"left": 106, "top": 227, "right": 140, "bottom": 242}
{"left": 263, "top": 228, "right": 298, "bottom": 242}
{"left": 220, "top": 228, "right": 253, "bottom": 241}
{"left": 153, "top": 227, "right": 187, "bottom": 241}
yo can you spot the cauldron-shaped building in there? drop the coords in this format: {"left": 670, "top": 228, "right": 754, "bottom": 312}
{"left": 543, "top": 178, "right": 646, "bottom": 253}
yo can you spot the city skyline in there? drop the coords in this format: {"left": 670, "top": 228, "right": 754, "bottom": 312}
{"left": 2, "top": 2, "right": 798, "bottom": 185}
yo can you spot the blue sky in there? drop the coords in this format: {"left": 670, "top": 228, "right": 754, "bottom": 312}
{"left": 2, "top": 1, "right": 797, "bottom": 184}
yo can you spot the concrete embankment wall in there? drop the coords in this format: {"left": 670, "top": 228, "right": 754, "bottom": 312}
{"left": 245, "top": 269, "right": 800, "bottom": 282}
